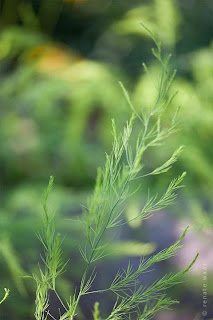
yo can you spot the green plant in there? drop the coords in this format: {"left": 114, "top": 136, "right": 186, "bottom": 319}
{"left": 26, "top": 26, "right": 198, "bottom": 320}
{"left": 0, "top": 0, "right": 211, "bottom": 317}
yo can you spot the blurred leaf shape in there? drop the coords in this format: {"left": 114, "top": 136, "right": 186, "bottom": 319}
{"left": 0, "top": 238, "right": 26, "bottom": 295}
{"left": 111, "top": 0, "right": 181, "bottom": 46}
{"left": 105, "top": 241, "right": 156, "bottom": 259}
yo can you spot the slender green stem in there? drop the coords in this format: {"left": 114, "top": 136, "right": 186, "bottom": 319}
{"left": 83, "top": 288, "right": 109, "bottom": 295}
{"left": 70, "top": 174, "right": 131, "bottom": 319}
{"left": 0, "top": 288, "right": 9, "bottom": 305}
{"left": 54, "top": 290, "right": 68, "bottom": 312}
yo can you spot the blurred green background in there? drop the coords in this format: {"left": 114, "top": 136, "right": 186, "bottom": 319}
{"left": 0, "top": 0, "right": 212, "bottom": 319}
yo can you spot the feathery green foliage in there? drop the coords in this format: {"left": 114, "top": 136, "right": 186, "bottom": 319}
{"left": 17, "top": 26, "right": 198, "bottom": 319}
{"left": 32, "top": 175, "right": 66, "bottom": 320}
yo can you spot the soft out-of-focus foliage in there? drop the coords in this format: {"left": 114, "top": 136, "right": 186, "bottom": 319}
{"left": 111, "top": 0, "right": 181, "bottom": 46}
{"left": 0, "top": 0, "right": 212, "bottom": 319}
{"left": 93, "top": 302, "right": 101, "bottom": 320}
{"left": 0, "top": 27, "right": 128, "bottom": 186}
